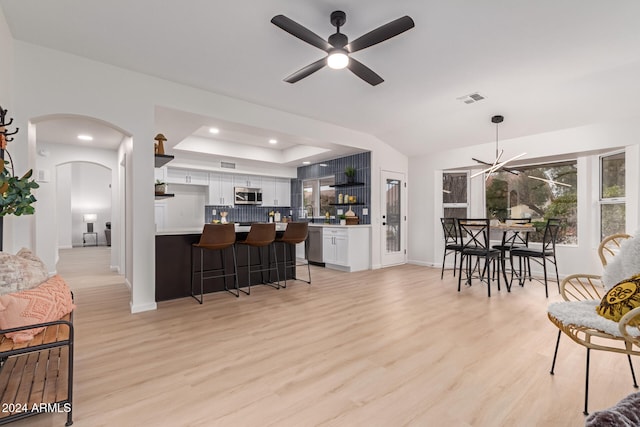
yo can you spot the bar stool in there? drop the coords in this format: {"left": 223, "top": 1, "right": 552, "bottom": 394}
{"left": 236, "top": 223, "right": 279, "bottom": 295}
{"left": 274, "top": 222, "right": 311, "bottom": 288}
{"left": 190, "top": 223, "right": 239, "bottom": 304}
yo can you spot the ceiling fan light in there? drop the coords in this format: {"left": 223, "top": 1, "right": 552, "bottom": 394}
{"left": 327, "top": 50, "right": 349, "bottom": 69}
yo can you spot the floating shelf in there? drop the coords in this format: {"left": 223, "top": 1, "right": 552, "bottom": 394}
{"left": 329, "top": 203, "right": 365, "bottom": 206}
{"left": 155, "top": 193, "right": 175, "bottom": 200}
{"left": 154, "top": 154, "right": 174, "bottom": 168}
{"left": 330, "top": 182, "right": 365, "bottom": 188}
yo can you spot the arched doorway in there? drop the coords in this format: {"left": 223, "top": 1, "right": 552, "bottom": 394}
{"left": 32, "top": 114, "right": 128, "bottom": 288}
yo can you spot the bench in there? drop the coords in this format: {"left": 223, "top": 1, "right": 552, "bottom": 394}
{"left": 0, "top": 313, "right": 74, "bottom": 426}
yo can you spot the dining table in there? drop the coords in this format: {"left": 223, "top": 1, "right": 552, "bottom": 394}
{"left": 489, "top": 222, "right": 536, "bottom": 288}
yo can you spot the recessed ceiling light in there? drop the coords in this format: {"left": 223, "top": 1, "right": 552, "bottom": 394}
{"left": 209, "top": 127, "right": 220, "bottom": 134}
{"left": 77, "top": 134, "right": 93, "bottom": 141}
{"left": 320, "top": 163, "right": 328, "bottom": 167}
{"left": 302, "top": 161, "right": 310, "bottom": 165}
{"left": 269, "top": 139, "right": 277, "bottom": 144}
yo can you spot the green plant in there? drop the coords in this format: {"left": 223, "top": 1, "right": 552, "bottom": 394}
{"left": 339, "top": 214, "right": 346, "bottom": 220}
{"left": 344, "top": 166, "right": 356, "bottom": 178}
{"left": 0, "top": 160, "right": 39, "bottom": 216}
{"left": 0, "top": 107, "right": 39, "bottom": 217}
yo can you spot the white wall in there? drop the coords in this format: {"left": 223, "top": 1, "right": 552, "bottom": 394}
{"left": 159, "top": 184, "right": 206, "bottom": 230}
{"left": 56, "top": 163, "right": 72, "bottom": 249}
{"left": 408, "top": 118, "right": 640, "bottom": 278}
{"left": 8, "top": 41, "right": 407, "bottom": 313}
{"left": 70, "top": 162, "right": 111, "bottom": 247}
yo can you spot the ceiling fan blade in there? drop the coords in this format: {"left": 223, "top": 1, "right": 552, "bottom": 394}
{"left": 271, "top": 15, "right": 332, "bottom": 52}
{"left": 345, "top": 16, "right": 415, "bottom": 53}
{"left": 347, "top": 57, "right": 383, "bottom": 86}
{"left": 284, "top": 58, "right": 326, "bottom": 83}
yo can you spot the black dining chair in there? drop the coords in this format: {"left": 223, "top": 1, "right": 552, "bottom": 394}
{"left": 491, "top": 217, "right": 531, "bottom": 288}
{"left": 440, "top": 217, "right": 464, "bottom": 279}
{"left": 510, "top": 218, "right": 562, "bottom": 297}
{"left": 457, "top": 218, "right": 502, "bottom": 297}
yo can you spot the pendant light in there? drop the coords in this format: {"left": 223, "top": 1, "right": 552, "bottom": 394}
{"left": 471, "top": 115, "right": 526, "bottom": 180}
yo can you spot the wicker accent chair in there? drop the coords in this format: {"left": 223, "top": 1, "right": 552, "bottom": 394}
{"left": 547, "top": 233, "right": 639, "bottom": 415}
{"left": 598, "top": 232, "right": 632, "bottom": 267}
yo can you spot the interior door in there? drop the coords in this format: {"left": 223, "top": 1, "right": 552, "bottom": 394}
{"left": 381, "top": 171, "right": 406, "bottom": 266}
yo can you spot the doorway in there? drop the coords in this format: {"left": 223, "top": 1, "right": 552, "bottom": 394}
{"left": 381, "top": 170, "right": 406, "bottom": 267}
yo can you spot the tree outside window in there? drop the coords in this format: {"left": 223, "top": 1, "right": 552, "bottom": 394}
{"left": 485, "top": 161, "right": 577, "bottom": 244}
{"left": 600, "top": 152, "right": 625, "bottom": 240}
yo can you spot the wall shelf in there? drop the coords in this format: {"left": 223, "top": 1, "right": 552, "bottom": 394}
{"left": 329, "top": 202, "right": 365, "bottom": 206}
{"left": 155, "top": 154, "right": 174, "bottom": 168}
{"left": 155, "top": 193, "right": 175, "bottom": 200}
{"left": 330, "top": 182, "right": 365, "bottom": 188}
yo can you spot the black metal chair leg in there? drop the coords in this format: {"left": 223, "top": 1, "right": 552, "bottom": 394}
{"left": 628, "top": 354, "right": 639, "bottom": 388}
{"left": 550, "top": 330, "right": 561, "bottom": 374}
{"left": 584, "top": 348, "right": 590, "bottom": 416}
{"left": 543, "top": 259, "right": 549, "bottom": 298}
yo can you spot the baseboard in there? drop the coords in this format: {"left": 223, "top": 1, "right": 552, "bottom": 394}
{"left": 58, "top": 245, "right": 73, "bottom": 249}
{"left": 124, "top": 278, "right": 132, "bottom": 290}
{"left": 130, "top": 301, "right": 157, "bottom": 313}
{"left": 407, "top": 260, "right": 437, "bottom": 267}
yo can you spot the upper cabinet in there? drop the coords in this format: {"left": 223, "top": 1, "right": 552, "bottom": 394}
{"left": 166, "top": 167, "right": 208, "bottom": 186}
{"left": 208, "top": 172, "right": 234, "bottom": 206}
{"left": 233, "top": 174, "right": 261, "bottom": 189}
{"left": 261, "top": 177, "right": 291, "bottom": 207}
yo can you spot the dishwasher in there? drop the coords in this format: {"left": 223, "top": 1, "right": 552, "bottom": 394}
{"left": 306, "top": 226, "right": 324, "bottom": 266}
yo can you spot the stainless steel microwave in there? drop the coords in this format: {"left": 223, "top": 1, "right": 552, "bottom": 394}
{"left": 234, "top": 187, "right": 262, "bottom": 205}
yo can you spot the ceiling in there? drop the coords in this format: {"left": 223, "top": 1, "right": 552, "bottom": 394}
{"left": 3, "top": 0, "right": 640, "bottom": 166}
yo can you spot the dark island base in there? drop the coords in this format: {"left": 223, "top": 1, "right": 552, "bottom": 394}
{"left": 155, "top": 232, "right": 295, "bottom": 301}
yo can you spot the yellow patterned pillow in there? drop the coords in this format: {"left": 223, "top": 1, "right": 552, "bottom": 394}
{"left": 596, "top": 274, "right": 640, "bottom": 323}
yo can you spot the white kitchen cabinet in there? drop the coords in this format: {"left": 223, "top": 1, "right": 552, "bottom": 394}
{"left": 322, "top": 226, "right": 370, "bottom": 272}
{"left": 275, "top": 177, "right": 291, "bottom": 207}
{"left": 166, "top": 168, "right": 208, "bottom": 186}
{"left": 208, "top": 172, "right": 234, "bottom": 206}
{"left": 261, "top": 176, "right": 276, "bottom": 206}
{"left": 233, "top": 174, "right": 261, "bottom": 189}
{"left": 261, "top": 176, "right": 291, "bottom": 207}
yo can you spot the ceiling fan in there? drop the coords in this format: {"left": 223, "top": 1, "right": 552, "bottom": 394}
{"left": 271, "top": 11, "right": 415, "bottom": 86}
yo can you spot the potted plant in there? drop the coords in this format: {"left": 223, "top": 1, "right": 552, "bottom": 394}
{"left": 155, "top": 180, "right": 167, "bottom": 195}
{"left": 344, "top": 166, "right": 356, "bottom": 184}
{"left": 0, "top": 107, "right": 39, "bottom": 218}
{"left": 339, "top": 214, "right": 347, "bottom": 226}
{"left": 0, "top": 165, "right": 39, "bottom": 216}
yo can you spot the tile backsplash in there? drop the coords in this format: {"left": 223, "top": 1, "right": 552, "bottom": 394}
{"left": 204, "top": 204, "right": 293, "bottom": 224}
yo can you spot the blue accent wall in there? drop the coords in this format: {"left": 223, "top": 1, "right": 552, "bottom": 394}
{"left": 292, "top": 152, "right": 371, "bottom": 224}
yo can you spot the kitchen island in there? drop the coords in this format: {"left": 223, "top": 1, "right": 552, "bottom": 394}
{"left": 155, "top": 223, "right": 292, "bottom": 301}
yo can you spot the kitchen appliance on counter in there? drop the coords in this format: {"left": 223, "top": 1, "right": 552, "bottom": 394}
{"left": 234, "top": 187, "right": 262, "bottom": 205}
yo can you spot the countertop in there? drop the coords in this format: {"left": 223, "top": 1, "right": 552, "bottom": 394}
{"left": 156, "top": 222, "right": 289, "bottom": 236}
{"left": 308, "top": 223, "right": 371, "bottom": 228}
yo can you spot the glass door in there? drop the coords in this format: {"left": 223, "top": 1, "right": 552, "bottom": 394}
{"left": 381, "top": 171, "right": 406, "bottom": 266}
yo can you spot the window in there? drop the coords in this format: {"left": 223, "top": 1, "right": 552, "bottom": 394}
{"left": 485, "top": 161, "right": 577, "bottom": 244}
{"left": 442, "top": 172, "right": 468, "bottom": 219}
{"left": 302, "top": 176, "right": 335, "bottom": 217}
{"left": 600, "top": 151, "right": 625, "bottom": 240}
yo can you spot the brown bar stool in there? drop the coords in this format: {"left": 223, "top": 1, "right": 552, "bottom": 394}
{"left": 191, "top": 223, "right": 239, "bottom": 303}
{"left": 274, "top": 222, "right": 311, "bottom": 288}
{"left": 236, "top": 223, "right": 279, "bottom": 294}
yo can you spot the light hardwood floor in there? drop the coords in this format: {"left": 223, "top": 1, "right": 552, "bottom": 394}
{"left": 12, "top": 250, "right": 638, "bottom": 426}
